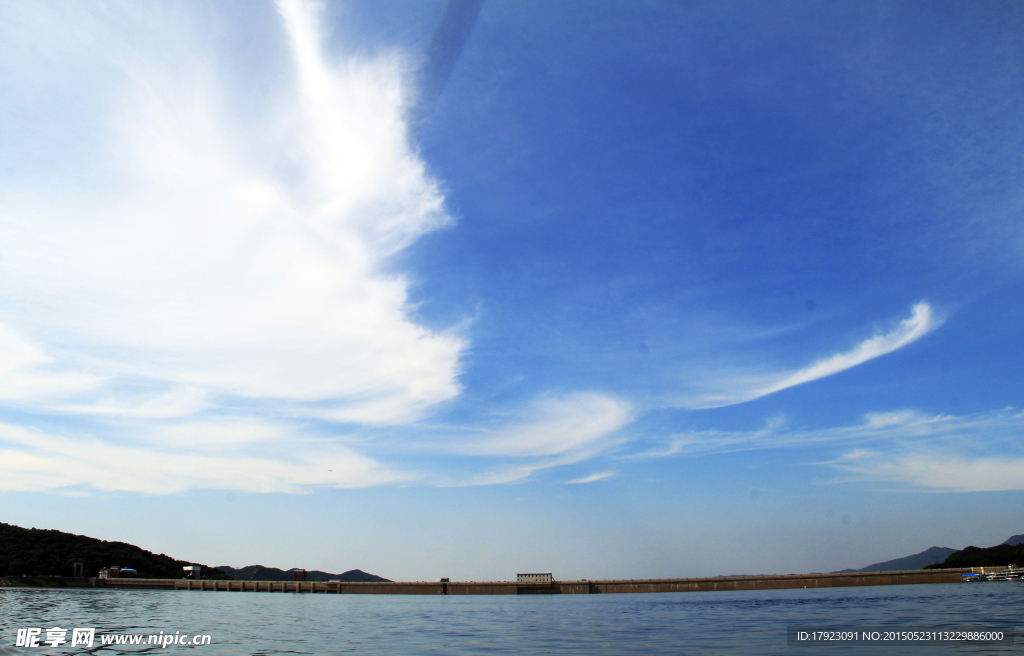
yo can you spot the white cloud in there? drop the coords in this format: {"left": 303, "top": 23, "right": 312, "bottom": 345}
{"left": 642, "top": 408, "right": 1023, "bottom": 459}
{"left": 445, "top": 453, "right": 609, "bottom": 487}
{"left": 566, "top": 471, "right": 615, "bottom": 484}
{"left": 638, "top": 415, "right": 788, "bottom": 459}
{"left": 757, "top": 303, "right": 936, "bottom": 396}
{"left": 862, "top": 410, "right": 918, "bottom": 428}
{"left": 829, "top": 451, "right": 1024, "bottom": 493}
{"left": 638, "top": 407, "right": 1024, "bottom": 493}
{"left": 467, "top": 393, "right": 634, "bottom": 458}
{"left": 684, "top": 303, "right": 939, "bottom": 409}
{"left": 0, "top": 324, "right": 101, "bottom": 401}
{"left": 0, "top": 0, "right": 463, "bottom": 425}
{"left": 0, "top": 1, "right": 467, "bottom": 492}
{"left": 0, "top": 2, "right": 639, "bottom": 494}
{"left": 0, "top": 421, "right": 405, "bottom": 494}
{"left": 430, "top": 392, "right": 634, "bottom": 486}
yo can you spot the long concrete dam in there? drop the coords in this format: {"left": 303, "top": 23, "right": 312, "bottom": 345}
{"left": 75, "top": 568, "right": 968, "bottom": 594}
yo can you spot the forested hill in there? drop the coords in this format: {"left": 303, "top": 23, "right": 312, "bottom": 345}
{"left": 924, "top": 540, "right": 1024, "bottom": 569}
{"left": 216, "top": 565, "right": 390, "bottom": 582}
{"left": 0, "top": 522, "right": 231, "bottom": 579}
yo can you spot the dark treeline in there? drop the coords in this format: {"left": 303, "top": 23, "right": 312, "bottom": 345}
{"left": 925, "top": 543, "right": 1024, "bottom": 569}
{"left": 0, "top": 522, "right": 231, "bottom": 579}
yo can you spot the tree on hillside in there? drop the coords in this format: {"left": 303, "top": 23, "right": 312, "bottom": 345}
{"left": 0, "top": 523, "right": 231, "bottom": 579}
{"left": 924, "top": 544, "right": 1024, "bottom": 569}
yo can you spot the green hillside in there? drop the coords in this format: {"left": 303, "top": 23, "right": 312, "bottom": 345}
{"left": 0, "top": 522, "right": 231, "bottom": 579}
{"left": 924, "top": 542, "right": 1024, "bottom": 569}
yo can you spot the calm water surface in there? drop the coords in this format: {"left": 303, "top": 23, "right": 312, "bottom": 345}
{"left": 1, "top": 582, "right": 1021, "bottom": 654}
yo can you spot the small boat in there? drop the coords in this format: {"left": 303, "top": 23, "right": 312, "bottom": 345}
{"left": 963, "top": 567, "right": 1024, "bottom": 582}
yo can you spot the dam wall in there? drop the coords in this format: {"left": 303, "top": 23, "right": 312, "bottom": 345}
{"left": 68, "top": 568, "right": 968, "bottom": 594}
{"left": 585, "top": 569, "right": 965, "bottom": 593}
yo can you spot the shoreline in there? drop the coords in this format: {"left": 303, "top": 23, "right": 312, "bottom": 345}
{"left": 2, "top": 568, "right": 970, "bottom": 594}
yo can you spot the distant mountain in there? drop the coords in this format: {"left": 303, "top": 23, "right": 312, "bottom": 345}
{"left": 848, "top": 535, "right": 1024, "bottom": 572}
{"left": 857, "top": 546, "right": 958, "bottom": 572}
{"left": 832, "top": 546, "right": 957, "bottom": 573}
{"left": 216, "top": 565, "right": 390, "bottom": 582}
{"left": 0, "top": 522, "right": 231, "bottom": 580}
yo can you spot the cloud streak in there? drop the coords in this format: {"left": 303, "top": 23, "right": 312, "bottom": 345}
{"left": 436, "top": 392, "right": 633, "bottom": 486}
{"left": 467, "top": 392, "right": 633, "bottom": 458}
{"left": 566, "top": 471, "right": 615, "bottom": 484}
{"left": 637, "top": 407, "right": 1024, "bottom": 492}
{"left": 0, "top": 420, "right": 405, "bottom": 494}
{"left": 685, "top": 303, "right": 938, "bottom": 409}
{"left": 828, "top": 450, "right": 1024, "bottom": 493}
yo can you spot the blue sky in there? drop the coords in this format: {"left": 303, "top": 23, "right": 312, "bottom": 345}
{"left": 1, "top": 0, "right": 1023, "bottom": 581}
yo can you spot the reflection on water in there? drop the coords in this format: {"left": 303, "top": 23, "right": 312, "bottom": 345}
{"left": 1, "top": 582, "right": 1021, "bottom": 654}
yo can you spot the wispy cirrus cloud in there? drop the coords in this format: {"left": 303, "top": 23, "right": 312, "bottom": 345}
{"left": 439, "top": 392, "right": 634, "bottom": 486}
{"left": 566, "top": 471, "right": 615, "bottom": 485}
{"left": 683, "top": 303, "right": 939, "bottom": 409}
{"left": 0, "top": 421, "right": 406, "bottom": 494}
{"left": 828, "top": 450, "right": 1024, "bottom": 492}
{"left": 636, "top": 406, "right": 1024, "bottom": 492}
{"left": 639, "top": 407, "right": 1024, "bottom": 459}
{"left": 467, "top": 392, "right": 633, "bottom": 458}
{"left": 636, "top": 415, "right": 789, "bottom": 459}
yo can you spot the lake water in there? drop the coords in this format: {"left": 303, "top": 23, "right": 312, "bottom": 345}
{"left": 1, "top": 582, "right": 1021, "bottom": 654}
